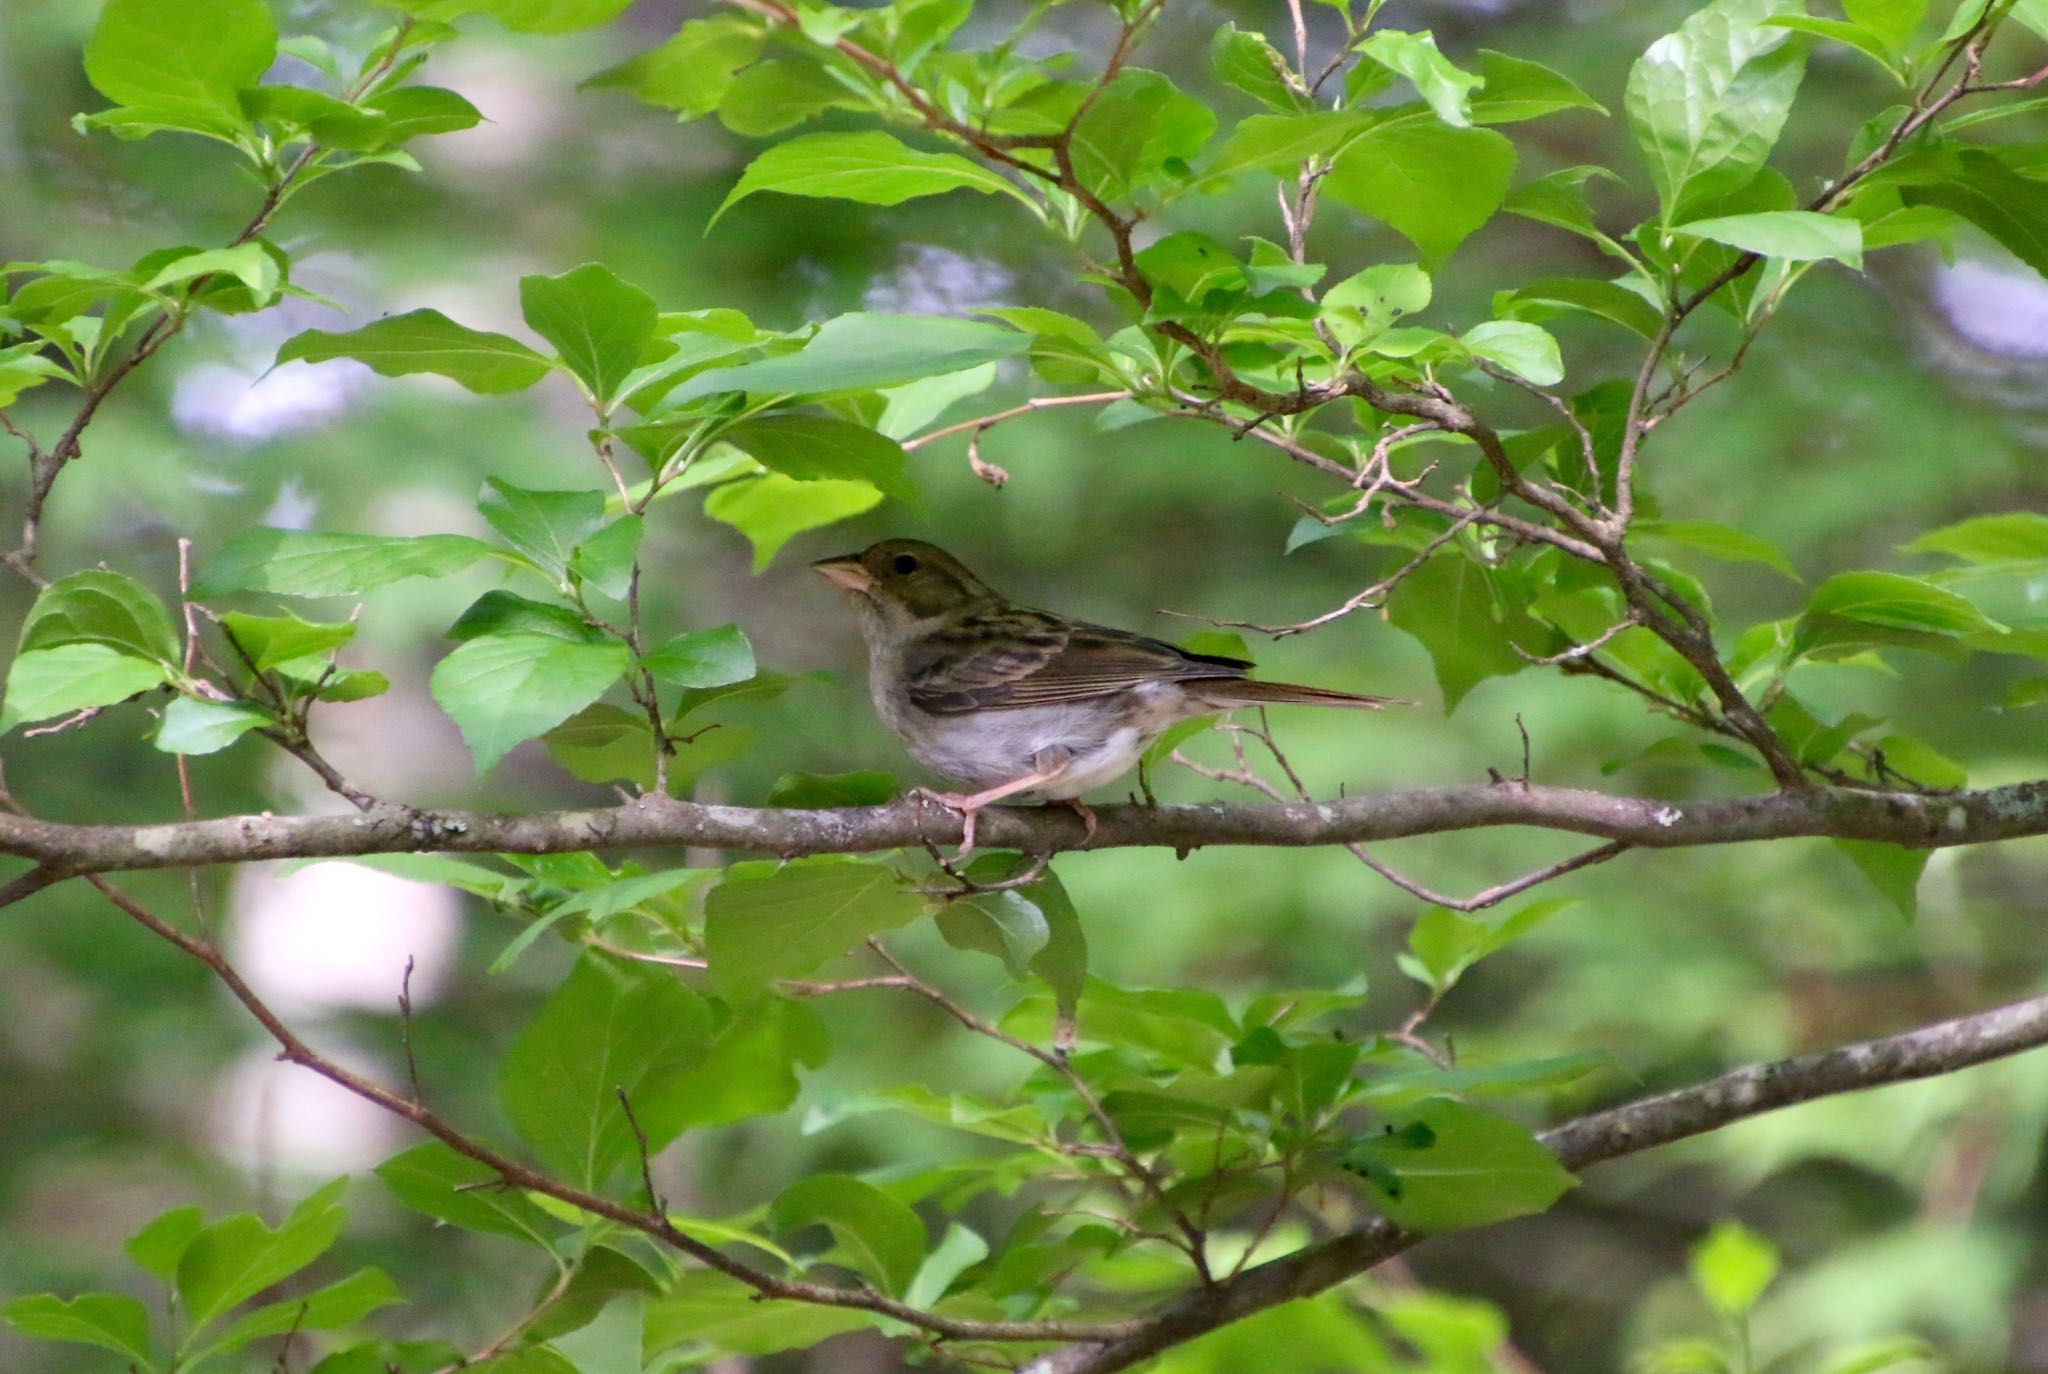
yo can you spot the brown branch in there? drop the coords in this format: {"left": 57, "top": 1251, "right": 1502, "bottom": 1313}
{"left": 4, "top": 777, "right": 2047, "bottom": 898}
{"left": 1345, "top": 840, "right": 1629, "bottom": 914}
{"left": 1028, "top": 986, "right": 2048, "bottom": 1374}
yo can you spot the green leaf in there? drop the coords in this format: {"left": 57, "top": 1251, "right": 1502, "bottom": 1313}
{"left": 768, "top": 770, "right": 899, "bottom": 807}
{"left": 584, "top": 16, "right": 763, "bottom": 117}
{"left": 365, "top": 86, "right": 484, "bottom": 143}
{"left": 1341, "top": 1098, "right": 1575, "bottom": 1233}
{"left": 374, "top": 1141, "right": 562, "bottom": 1246}
{"left": 724, "top": 414, "right": 920, "bottom": 505}
{"left": 143, "top": 243, "right": 282, "bottom": 302}
{"left": 1322, "top": 263, "right": 1432, "bottom": 349}
{"left": 1672, "top": 210, "right": 1863, "bottom": 267}
{"left": 1690, "top": 1220, "right": 1779, "bottom": 1317}
{"left": 876, "top": 363, "right": 999, "bottom": 440}
{"left": 1006, "top": 979, "right": 1236, "bottom": 1069}
{"left": 1504, "top": 165, "right": 1619, "bottom": 243}
{"left": 1358, "top": 1051, "right": 1608, "bottom": 1109}
{"left": 1626, "top": 0, "right": 1805, "bottom": 219}
{"left": 705, "top": 473, "right": 884, "bottom": 572}
{"left": 770, "top": 1174, "right": 926, "bottom": 1295}
{"left": 2, "top": 1293, "right": 152, "bottom": 1365}
{"left": 1462, "top": 320, "right": 1564, "bottom": 385}
{"left": 1497, "top": 275, "right": 1664, "bottom": 340}
{"left": 671, "top": 312, "right": 1031, "bottom": 403}
{"left": 717, "top": 59, "right": 854, "bottom": 136}
{"left": 500, "top": 953, "right": 714, "bottom": 1187}
{"left": 903, "top": 1223, "right": 988, "bottom": 1310}
{"left": 704, "top": 858, "right": 924, "bottom": 997}
{"left": 1902, "top": 511, "right": 2048, "bottom": 564}
{"left": 448, "top": 591, "right": 600, "bottom": 644}
{"left": 1845, "top": 0, "right": 1928, "bottom": 47}
{"left": 2004, "top": 677, "right": 2048, "bottom": 710}
{"left": 647, "top": 995, "right": 829, "bottom": 1132}
{"left": 1386, "top": 555, "right": 1538, "bottom": 709}
{"left": 643, "top": 625, "right": 755, "bottom": 690}
{"left": 1834, "top": 839, "right": 1928, "bottom": 921}
{"left": 374, "top": 0, "right": 633, "bottom": 32}
{"left": 430, "top": 633, "right": 632, "bottom": 772}
{"left": 241, "top": 87, "right": 392, "bottom": 151}
{"left": 1399, "top": 898, "right": 1575, "bottom": 994}
{"left": 177, "top": 1179, "right": 348, "bottom": 1338}
{"left": 277, "top": 310, "right": 553, "bottom": 394}
{"left": 19, "top": 569, "right": 182, "bottom": 664}
{"left": 1324, "top": 118, "right": 1516, "bottom": 264}
{"left": 1135, "top": 231, "right": 1250, "bottom": 306}
{"left": 1356, "top": 30, "right": 1482, "bottom": 128}
{"left": 714, "top": 131, "right": 1031, "bottom": 224}
{"left": 83, "top": 0, "right": 276, "bottom": 141}
{"left": 1896, "top": 148, "right": 2048, "bottom": 279}
{"left": 1763, "top": 15, "right": 1901, "bottom": 74}
{"left": 1211, "top": 24, "right": 1302, "bottom": 112}
{"left": 194, "top": 529, "right": 499, "bottom": 597}
{"left": 1, "top": 645, "right": 168, "bottom": 732}
{"left": 154, "top": 697, "right": 271, "bottom": 755}
{"left": 193, "top": 1269, "right": 403, "bottom": 1362}
{"left": 1209, "top": 111, "right": 1370, "bottom": 177}
{"left": 1797, "top": 571, "right": 1999, "bottom": 645}
{"left": 519, "top": 264, "right": 659, "bottom": 408}
{"left": 217, "top": 612, "right": 356, "bottom": 670}
{"left": 568, "top": 516, "right": 643, "bottom": 599}
{"left": 126, "top": 1205, "right": 206, "bottom": 1280}
{"left": 1638, "top": 520, "right": 1799, "bottom": 580}
{"left": 1470, "top": 49, "right": 1606, "bottom": 123}
{"left": 478, "top": 480, "right": 608, "bottom": 581}
{"left": 643, "top": 1271, "right": 870, "bottom": 1359}
{"left": 1068, "top": 68, "right": 1215, "bottom": 202}
{"left": 937, "top": 887, "right": 1051, "bottom": 975}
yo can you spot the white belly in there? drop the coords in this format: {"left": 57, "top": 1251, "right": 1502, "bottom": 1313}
{"left": 880, "top": 681, "right": 1206, "bottom": 798}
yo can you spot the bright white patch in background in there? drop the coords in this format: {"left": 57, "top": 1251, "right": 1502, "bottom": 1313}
{"left": 216, "top": 1043, "right": 408, "bottom": 1174}
{"left": 229, "top": 861, "right": 461, "bottom": 1015}
{"left": 171, "top": 355, "right": 370, "bottom": 442}
{"left": 1932, "top": 258, "right": 2048, "bottom": 358}
{"left": 170, "top": 263, "right": 377, "bottom": 442}
{"left": 863, "top": 245, "right": 1013, "bottom": 317}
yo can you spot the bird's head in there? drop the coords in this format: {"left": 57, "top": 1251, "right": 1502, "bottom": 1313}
{"left": 811, "top": 539, "right": 997, "bottom": 626}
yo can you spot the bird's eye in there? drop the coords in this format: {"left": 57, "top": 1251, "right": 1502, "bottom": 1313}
{"left": 891, "top": 553, "right": 920, "bottom": 575}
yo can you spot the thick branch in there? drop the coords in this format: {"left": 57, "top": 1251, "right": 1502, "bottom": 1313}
{"left": 1028, "top": 986, "right": 2048, "bottom": 1374}
{"left": 2, "top": 779, "right": 2045, "bottom": 895}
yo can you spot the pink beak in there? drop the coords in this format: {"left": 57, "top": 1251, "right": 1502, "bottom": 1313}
{"left": 811, "top": 555, "right": 875, "bottom": 594}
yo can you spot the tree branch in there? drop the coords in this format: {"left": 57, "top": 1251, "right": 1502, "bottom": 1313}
{"left": 1, "top": 778, "right": 2044, "bottom": 899}
{"left": 1027, "top": 986, "right": 2048, "bottom": 1374}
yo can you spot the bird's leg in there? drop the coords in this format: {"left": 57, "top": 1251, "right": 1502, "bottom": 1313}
{"left": 911, "top": 747, "right": 1073, "bottom": 859}
{"left": 1061, "top": 798, "right": 1099, "bottom": 846}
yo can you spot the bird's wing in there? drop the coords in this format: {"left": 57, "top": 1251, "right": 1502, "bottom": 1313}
{"left": 906, "top": 606, "right": 1252, "bottom": 714}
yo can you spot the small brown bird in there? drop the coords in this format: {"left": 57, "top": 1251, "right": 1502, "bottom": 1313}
{"left": 813, "top": 539, "right": 1400, "bottom": 852}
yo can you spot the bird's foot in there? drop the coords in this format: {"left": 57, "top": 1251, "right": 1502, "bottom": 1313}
{"left": 908, "top": 786, "right": 985, "bottom": 859}
{"left": 1060, "top": 798, "right": 1099, "bottom": 847}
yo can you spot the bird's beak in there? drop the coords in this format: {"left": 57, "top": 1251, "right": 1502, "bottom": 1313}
{"left": 811, "top": 554, "right": 875, "bottom": 594}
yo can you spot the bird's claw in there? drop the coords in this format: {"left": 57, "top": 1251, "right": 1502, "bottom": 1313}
{"left": 908, "top": 786, "right": 983, "bottom": 859}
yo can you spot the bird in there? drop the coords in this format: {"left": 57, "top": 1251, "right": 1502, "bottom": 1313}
{"left": 812, "top": 538, "right": 1402, "bottom": 854}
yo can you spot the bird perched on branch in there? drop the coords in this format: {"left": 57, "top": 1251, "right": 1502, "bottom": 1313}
{"left": 813, "top": 538, "right": 1402, "bottom": 854}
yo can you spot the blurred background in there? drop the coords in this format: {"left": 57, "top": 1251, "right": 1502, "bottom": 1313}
{"left": 2, "top": 0, "right": 2047, "bottom": 1368}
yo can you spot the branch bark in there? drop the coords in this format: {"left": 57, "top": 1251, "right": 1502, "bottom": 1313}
{"left": 1026, "top": 986, "right": 2048, "bottom": 1374}
{"left": 2, "top": 779, "right": 2043, "bottom": 898}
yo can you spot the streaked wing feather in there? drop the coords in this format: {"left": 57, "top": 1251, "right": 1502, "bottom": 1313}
{"left": 907, "top": 608, "right": 1250, "bottom": 714}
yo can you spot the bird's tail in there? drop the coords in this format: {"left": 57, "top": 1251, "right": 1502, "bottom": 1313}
{"left": 1193, "top": 678, "right": 1409, "bottom": 710}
